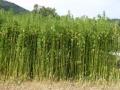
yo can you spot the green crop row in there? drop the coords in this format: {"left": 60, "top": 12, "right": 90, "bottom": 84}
{"left": 0, "top": 10, "right": 120, "bottom": 81}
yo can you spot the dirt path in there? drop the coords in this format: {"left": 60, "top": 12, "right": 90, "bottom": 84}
{"left": 0, "top": 81, "right": 120, "bottom": 90}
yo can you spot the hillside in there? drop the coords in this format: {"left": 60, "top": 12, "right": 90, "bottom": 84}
{"left": 0, "top": 0, "right": 29, "bottom": 13}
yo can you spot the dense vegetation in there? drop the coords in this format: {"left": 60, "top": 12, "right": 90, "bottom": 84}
{"left": 0, "top": 10, "right": 120, "bottom": 81}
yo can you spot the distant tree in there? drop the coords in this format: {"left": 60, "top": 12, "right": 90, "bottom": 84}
{"left": 33, "top": 4, "right": 58, "bottom": 17}
{"left": 103, "top": 11, "right": 106, "bottom": 18}
{"left": 67, "top": 10, "right": 73, "bottom": 18}
{"left": 97, "top": 11, "right": 108, "bottom": 20}
{"left": 33, "top": 4, "right": 39, "bottom": 13}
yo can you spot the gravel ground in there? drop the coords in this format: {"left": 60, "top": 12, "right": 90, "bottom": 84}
{"left": 0, "top": 81, "right": 120, "bottom": 90}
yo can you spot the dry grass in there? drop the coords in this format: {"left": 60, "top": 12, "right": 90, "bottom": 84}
{"left": 0, "top": 81, "right": 120, "bottom": 90}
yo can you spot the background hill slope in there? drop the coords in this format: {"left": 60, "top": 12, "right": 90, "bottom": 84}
{"left": 0, "top": 0, "right": 29, "bottom": 13}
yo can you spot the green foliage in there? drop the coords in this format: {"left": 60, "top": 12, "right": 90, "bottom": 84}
{"left": 33, "top": 4, "right": 58, "bottom": 17}
{"left": 0, "top": 10, "right": 120, "bottom": 81}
